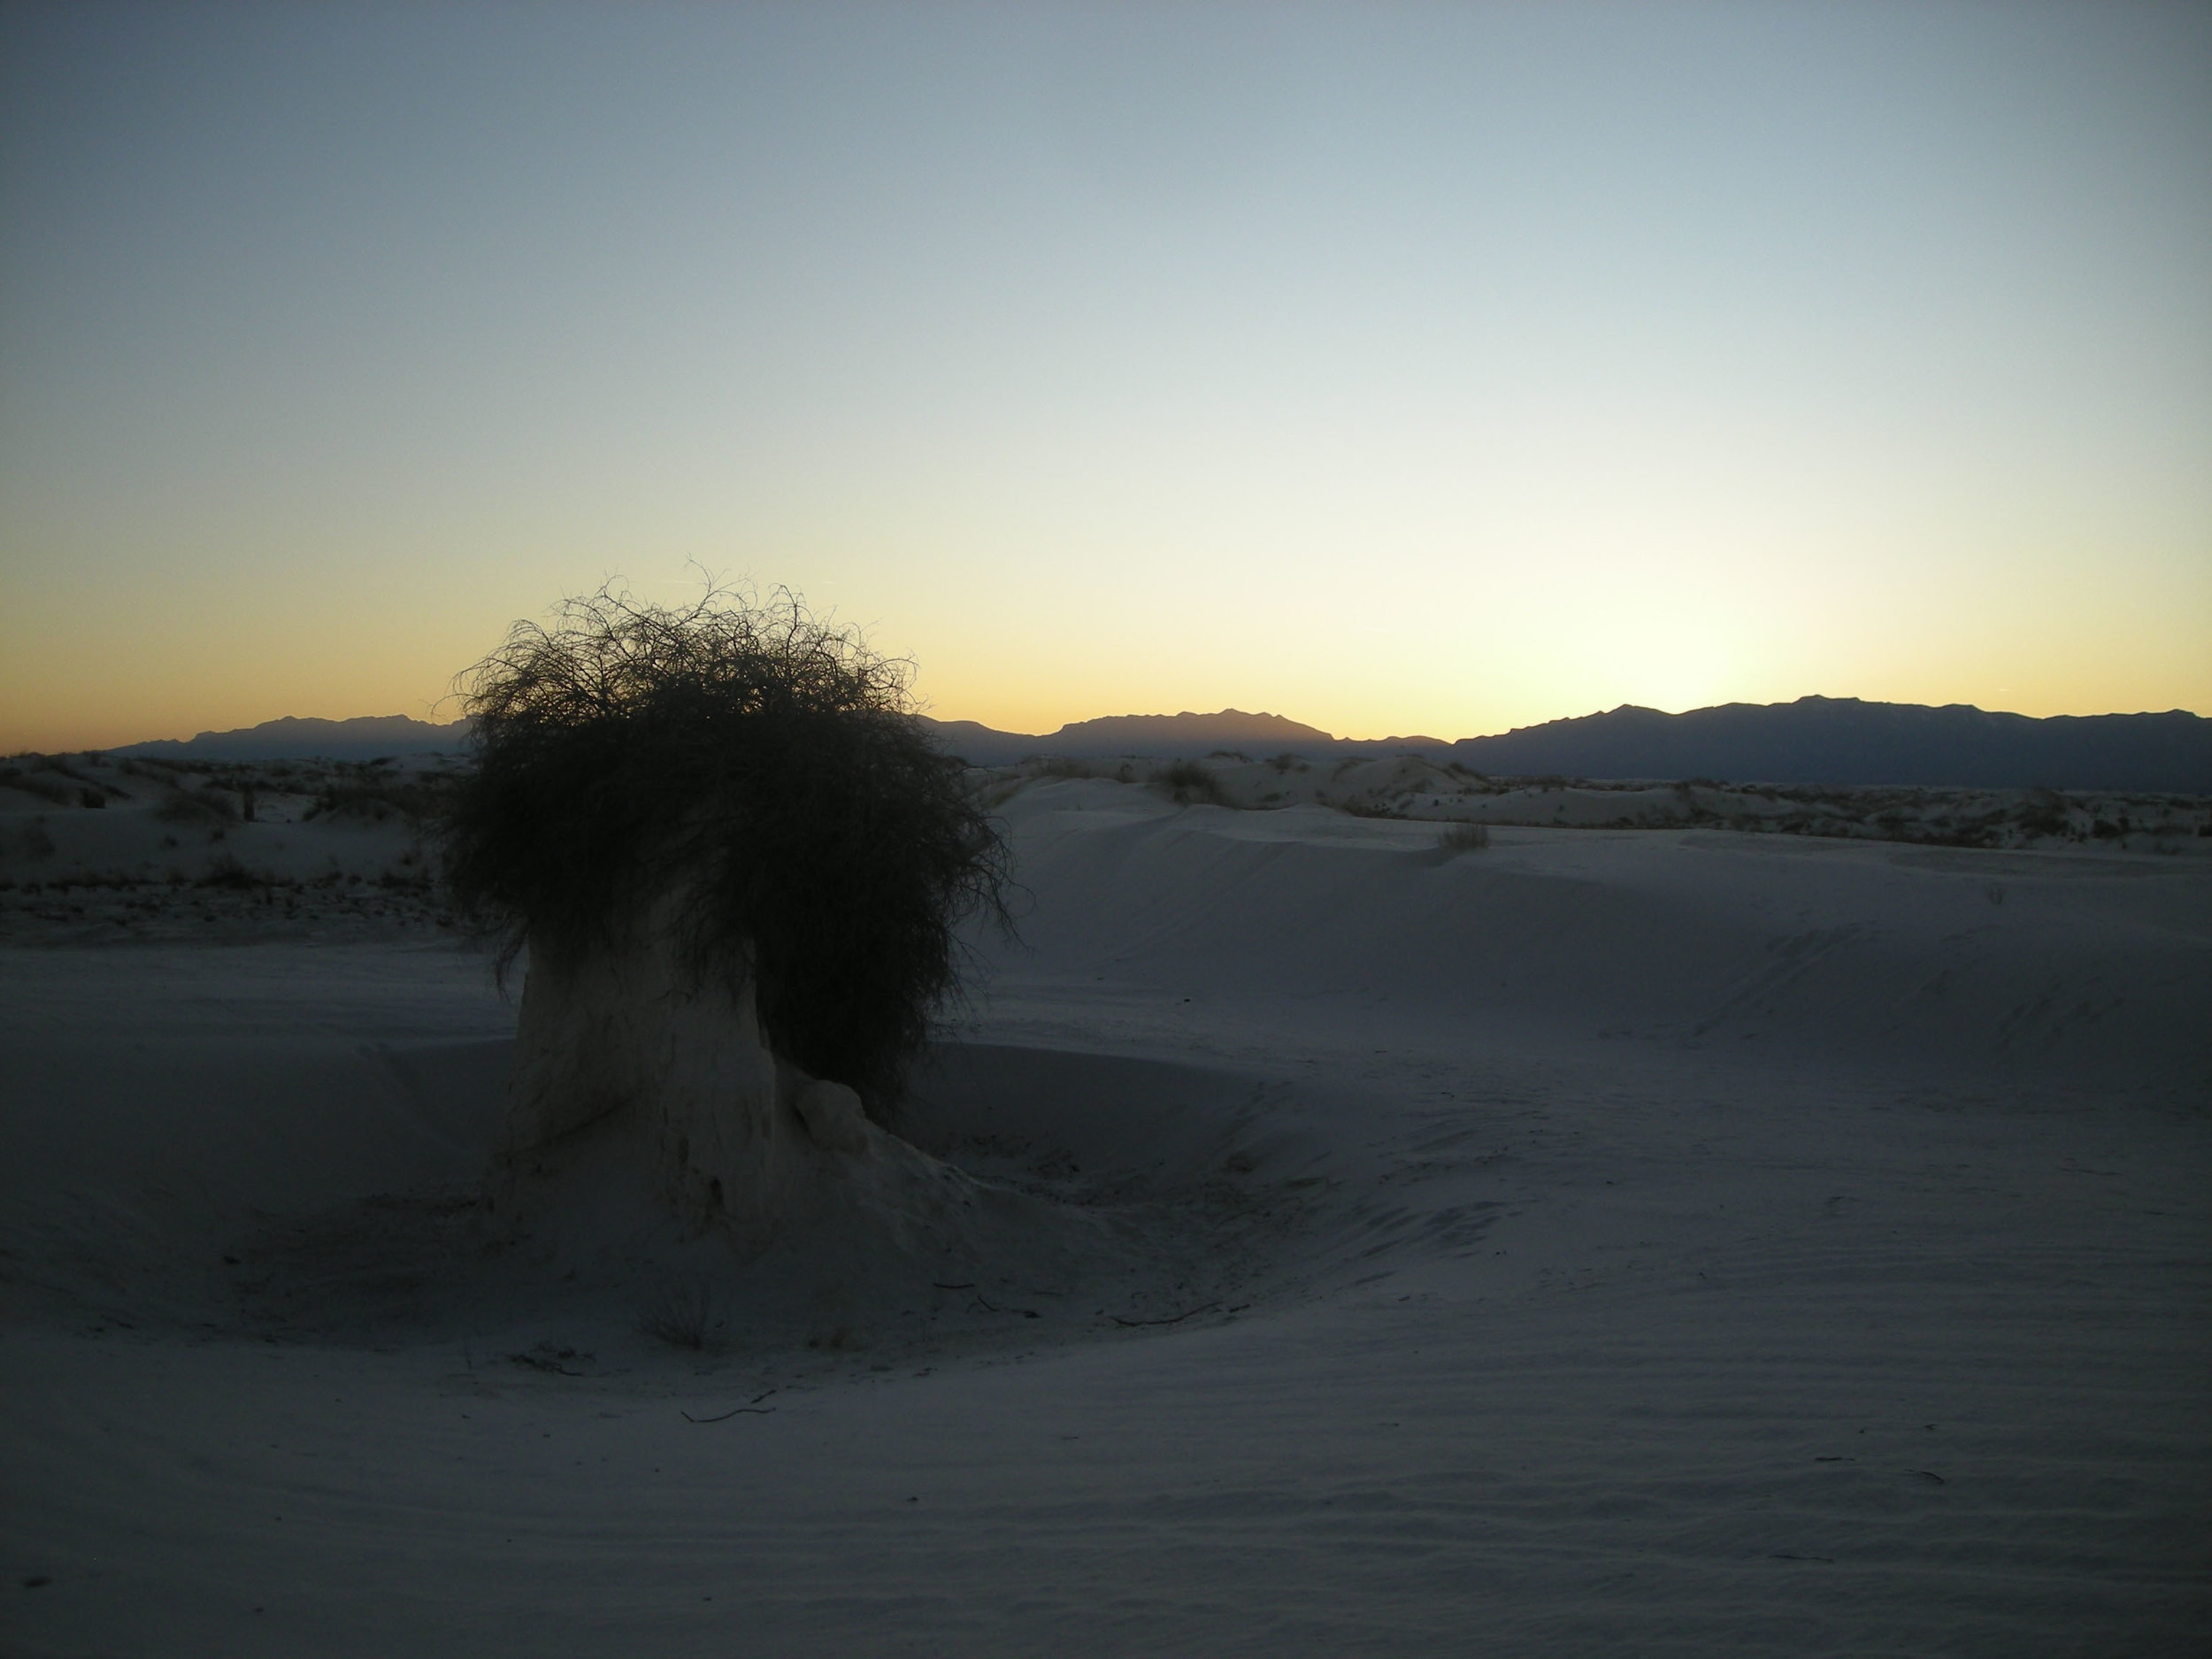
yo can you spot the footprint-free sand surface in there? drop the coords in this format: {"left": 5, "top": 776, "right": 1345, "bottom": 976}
{"left": 4, "top": 776, "right": 2207, "bottom": 1655}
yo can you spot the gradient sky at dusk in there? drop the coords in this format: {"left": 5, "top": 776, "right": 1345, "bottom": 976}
{"left": 3, "top": 1, "right": 2208, "bottom": 752}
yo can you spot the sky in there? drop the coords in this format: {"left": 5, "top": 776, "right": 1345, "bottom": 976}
{"left": 2, "top": 0, "right": 2208, "bottom": 753}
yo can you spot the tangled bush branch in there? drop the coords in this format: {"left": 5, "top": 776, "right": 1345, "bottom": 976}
{"left": 442, "top": 584, "right": 1010, "bottom": 1112}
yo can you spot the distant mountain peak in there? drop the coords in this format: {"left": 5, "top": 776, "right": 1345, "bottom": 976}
{"left": 1449, "top": 697, "right": 2208, "bottom": 791}
{"left": 1046, "top": 709, "right": 1336, "bottom": 745}
{"left": 116, "top": 713, "right": 472, "bottom": 761}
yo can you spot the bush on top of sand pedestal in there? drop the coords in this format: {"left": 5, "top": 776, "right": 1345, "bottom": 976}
{"left": 442, "top": 584, "right": 1010, "bottom": 1113}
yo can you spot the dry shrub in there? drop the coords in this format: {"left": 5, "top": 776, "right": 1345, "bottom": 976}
{"left": 1151, "top": 759, "right": 1229, "bottom": 807}
{"left": 441, "top": 585, "right": 1010, "bottom": 1113}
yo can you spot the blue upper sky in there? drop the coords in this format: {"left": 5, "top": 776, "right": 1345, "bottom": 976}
{"left": 3, "top": 1, "right": 2207, "bottom": 750}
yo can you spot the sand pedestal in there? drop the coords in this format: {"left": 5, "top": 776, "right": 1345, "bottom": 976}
{"left": 494, "top": 890, "right": 1034, "bottom": 1266}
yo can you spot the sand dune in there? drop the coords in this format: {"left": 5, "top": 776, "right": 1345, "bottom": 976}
{"left": 3, "top": 773, "right": 2207, "bottom": 1655}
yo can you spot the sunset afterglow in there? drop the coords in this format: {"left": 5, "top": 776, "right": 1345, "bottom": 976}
{"left": 3, "top": 3, "right": 2207, "bottom": 752}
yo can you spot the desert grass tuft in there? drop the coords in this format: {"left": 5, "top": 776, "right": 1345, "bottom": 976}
{"left": 638, "top": 1276, "right": 717, "bottom": 1349}
{"left": 1151, "top": 759, "right": 1230, "bottom": 808}
{"left": 1437, "top": 821, "right": 1490, "bottom": 854}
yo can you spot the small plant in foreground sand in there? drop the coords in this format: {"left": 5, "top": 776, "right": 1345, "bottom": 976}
{"left": 638, "top": 1276, "right": 717, "bottom": 1350}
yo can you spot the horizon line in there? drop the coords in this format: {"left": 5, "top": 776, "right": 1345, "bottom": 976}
{"left": 35, "top": 690, "right": 2208, "bottom": 759}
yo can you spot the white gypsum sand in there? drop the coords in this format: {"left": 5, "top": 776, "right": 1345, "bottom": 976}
{"left": 2, "top": 772, "right": 2207, "bottom": 1656}
{"left": 979, "top": 750, "right": 2212, "bottom": 854}
{"left": 0, "top": 751, "right": 456, "bottom": 941}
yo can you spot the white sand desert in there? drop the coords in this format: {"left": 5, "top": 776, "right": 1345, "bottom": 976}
{"left": 3, "top": 760, "right": 2208, "bottom": 1655}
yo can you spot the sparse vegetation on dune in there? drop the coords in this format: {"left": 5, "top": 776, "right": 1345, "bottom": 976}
{"left": 0, "top": 757, "right": 119, "bottom": 810}
{"left": 0, "top": 749, "right": 455, "bottom": 939}
{"left": 1025, "top": 756, "right": 1101, "bottom": 781}
{"left": 301, "top": 764, "right": 457, "bottom": 826}
{"left": 4, "top": 723, "right": 2208, "bottom": 949}
{"left": 958, "top": 751, "right": 2212, "bottom": 855}
{"left": 440, "top": 584, "right": 1011, "bottom": 1109}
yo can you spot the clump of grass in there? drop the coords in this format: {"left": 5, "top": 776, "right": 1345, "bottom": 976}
{"left": 197, "top": 854, "right": 264, "bottom": 889}
{"left": 303, "top": 770, "right": 454, "bottom": 826}
{"left": 441, "top": 583, "right": 1012, "bottom": 1114}
{"left": 1150, "top": 759, "right": 1230, "bottom": 808}
{"left": 638, "top": 1276, "right": 717, "bottom": 1350}
{"left": 157, "top": 785, "right": 236, "bottom": 825}
{"left": 1438, "top": 821, "right": 1490, "bottom": 854}
{"left": 1028, "top": 757, "right": 1095, "bottom": 780}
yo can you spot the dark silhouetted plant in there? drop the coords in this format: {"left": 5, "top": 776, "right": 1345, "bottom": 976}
{"left": 441, "top": 585, "right": 1010, "bottom": 1112}
{"left": 1438, "top": 821, "right": 1490, "bottom": 854}
{"left": 1151, "top": 759, "right": 1229, "bottom": 807}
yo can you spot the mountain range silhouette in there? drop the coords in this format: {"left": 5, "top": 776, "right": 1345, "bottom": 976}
{"left": 114, "top": 696, "right": 2209, "bottom": 792}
